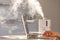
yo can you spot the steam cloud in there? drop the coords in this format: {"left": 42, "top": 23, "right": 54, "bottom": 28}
{"left": 11, "top": 0, "right": 44, "bottom": 18}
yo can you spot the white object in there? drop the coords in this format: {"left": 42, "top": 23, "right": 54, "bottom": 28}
{"left": 38, "top": 19, "right": 51, "bottom": 34}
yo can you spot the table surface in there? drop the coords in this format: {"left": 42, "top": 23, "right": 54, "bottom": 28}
{"left": 0, "top": 35, "right": 56, "bottom": 40}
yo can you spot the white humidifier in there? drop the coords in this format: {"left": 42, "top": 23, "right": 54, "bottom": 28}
{"left": 38, "top": 19, "right": 51, "bottom": 34}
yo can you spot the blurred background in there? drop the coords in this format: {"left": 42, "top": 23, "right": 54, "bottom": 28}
{"left": 0, "top": 0, "right": 60, "bottom": 36}
{"left": 38, "top": 0, "right": 60, "bottom": 33}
